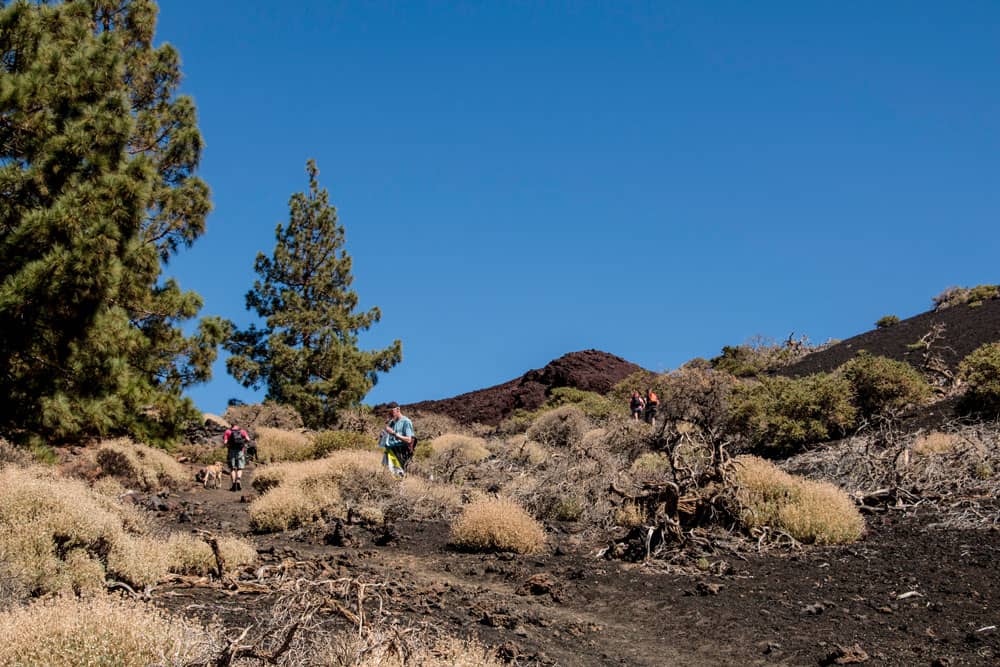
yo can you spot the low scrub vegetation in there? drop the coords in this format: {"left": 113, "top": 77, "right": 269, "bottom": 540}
{"left": 730, "top": 373, "right": 856, "bottom": 452}
{"left": 733, "top": 455, "right": 864, "bottom": 544}
{"left": 95, "top": 438, "right": 186, "bottom": 491}
{"left": 254, "top": 426, "right": 313, "bottom": 463}
{"left": 450, "top": 497, "right": 545, "bottom": 553}
{"left": 911, "top": 431, "right": 958, "bottom": 457}
{"left": 933, "top": 284, "right": 1000, "bottom": 310}
{"left": 165, "top": 533, "right": 258, "bottom": 576}
{"left": 839, "top": 353, "right": 931, "bottom": 420}
{"left": 959, "top": 342, "right": 1000, "bottom": 415}
{"left": 0, "top": 593, "right": 218, "bottom": 666}
{"left": 875, "top": 314, "right": 900, "bottom": 328}
{"left": 312, "top": 429, "right": 374, "bottom": 457}
{"left": 710, "top": 335, "right": 817, "bottom": 377}
{"left": 526, "top": 405, "right": 589, "bottom": 448}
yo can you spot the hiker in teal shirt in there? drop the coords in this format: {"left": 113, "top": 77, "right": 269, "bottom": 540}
{"left": 379, "top": 402, "right": 414, "bottom": 477}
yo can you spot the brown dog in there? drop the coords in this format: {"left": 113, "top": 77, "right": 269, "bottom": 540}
{"left": 199, "top": 463, "right": 224, "bottom": 489}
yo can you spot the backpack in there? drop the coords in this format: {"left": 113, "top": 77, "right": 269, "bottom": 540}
{"left": 228, "top": 429, "right": 247, "bottom": 450}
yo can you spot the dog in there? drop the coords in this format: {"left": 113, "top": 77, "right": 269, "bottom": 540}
{"left": 198, "top": 463, "right": 224, "bottom": 489}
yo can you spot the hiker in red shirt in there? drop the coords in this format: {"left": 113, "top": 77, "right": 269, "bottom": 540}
{"left": 223, "top": 423, "right": 252, "bottom": 491}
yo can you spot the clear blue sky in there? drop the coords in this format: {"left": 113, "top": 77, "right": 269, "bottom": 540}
{"left": 156, "top": 1, "right": 1000, "bottom": 415}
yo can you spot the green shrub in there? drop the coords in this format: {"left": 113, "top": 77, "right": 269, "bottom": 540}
{"left": 311, "top": 430, "right": 372, "bottom": 457}
{"left": 839, "top": 353, "right": 931, "bottom": 420}
{"left": 545, "top": 387, "right": 619, "bottom": 422}
{"left": 711, "top": 335, "right": 815, "bottom": 378}
{"left": 959, "top": 342, "right": 1000, "bottom": 415}
{"left": 875, "top": 315, "right": 900, "bottom": 328}
{"left": 933, "top": 284, "right": 1000, "bottom": 310}
{"left": 658, "top": 366, "right": 735, "bottom": 435}
{"left": 730, "top": 374, "right": 856, "bottom": 452}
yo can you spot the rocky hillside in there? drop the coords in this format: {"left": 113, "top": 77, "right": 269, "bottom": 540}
{"left": 781, "top": 298, "right": 1000, "bottom": 377}
{"left": 400, "top": 350, "right": 645, "bottom": 425}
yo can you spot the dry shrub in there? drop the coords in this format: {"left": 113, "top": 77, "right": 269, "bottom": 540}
{"left": 527, "top": 405, "right": 590, "bottom": 448}
{"left": 399, "top": 476, "right": 466, "bottom": 519}
{"left": 224, "top": 401, "right": 304, "bottom": 431}
{"left": 629, "top": 452, "right": 671, "bottom": 484}
{"left": 498, "top": 434, "right": 549, "bottom": 467}
{"left": 421, "top": 433, "right": 491, "bottom": 482}
{"left": 450, "top": 497, "right": 545, "bottom": 554}
{"left": 614, "top": 502, "right": 645, "bottom": 527}
{"left": 165, "top": 533, "right": 258, "bottom": 576}
{"left": 0, "top": 593, "right": 218, "bottom": 666}
{"left": 319, "top": 632, "right": 504, "bottom": 667}
{"left": 410, "top": 411, "right": 467, "bottom": 439}
{"left": 249, "top": 451, "right": 395, "bottom": 532}
{"left": 0, "top": 466, "right": 168, "bottom": 593}
{"left": 733, "top": 455, "right": 864, "bottom": 544}
{"left": 600, "top": 416, "right": 651, "bottom": 460}
{"left": 95, "top": 438, "right": 186, "bottom": 491}
{"left": 0, "top": 438, "right": 34, "bottom": 467}
{"left": 91, "top": 476, "right": 126, "bottom": 497}
{"left": 255, "top": 426, "right": 313, "bottom": 463}
{"left": 912, "top": 431, "right": 958, "bottom": 457}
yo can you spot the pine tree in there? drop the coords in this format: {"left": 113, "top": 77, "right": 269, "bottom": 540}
{"left": 227, "top": 160, "right": 402, "bottom": 428}
{"left": 0, "top": 0, "right": 224, "bottom": 444}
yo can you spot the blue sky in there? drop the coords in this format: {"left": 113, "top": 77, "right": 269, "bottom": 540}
{"left": 156, "top": 1, "right": 1000, "bottom": 415}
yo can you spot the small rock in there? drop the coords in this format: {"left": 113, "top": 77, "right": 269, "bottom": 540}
{"left": 696, "top": 582, "right": 722, "bottom": 596}
{"left": 821, "top": 643, "right": 869, "bottom": 665}
{"left": 803, "top": 602, "right": 825, "bottom": 615}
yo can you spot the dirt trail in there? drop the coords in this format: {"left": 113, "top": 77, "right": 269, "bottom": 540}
{"left": 156, "top": 463, "right": 1000, "bottom": 666}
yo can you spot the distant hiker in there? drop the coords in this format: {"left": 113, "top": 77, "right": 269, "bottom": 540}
{"left": 223, "top": 423, "right": 252, "bottom": 491}
{"left": 378, "top": 402, "right": 414, "bottom": 478}
{"left": 629, "top": 390, "right": 645, "bottom": 421}
{"left": 644, "top": 388, "right": 659, "bottom": 424}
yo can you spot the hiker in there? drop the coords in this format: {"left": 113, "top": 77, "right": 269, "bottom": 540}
{"left": 223, "top": 422, "right": 252, "bottom": 491}
{"left": 644, "top": 388, "right": 659, "bottom": 424}
{"left": 629, "top": 390, "right": 645, "bottom": 421}
{"left": 378, "top": 402, "right": 414, "bottom": 478}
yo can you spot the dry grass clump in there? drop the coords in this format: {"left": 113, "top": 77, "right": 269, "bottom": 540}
{"left": 0, "top": 465, "right": 168, "bottom": 594}
{"left": 249, "top": 451, "right": 395, "bottom": 532}
{"left": 613, "top": 502, "right": 645, "bottom": 527}
{"left": 311, "top": 429, "right": 373, "bottom": 457}
{"left": 420, "top": 433, "right": 491, "bottom": 481}
{"left": 733, "top": 455, "right": 864, "bottom": 544}
{"left": 526, "top": 405, "right": 590, "bottom": 448}
{"left": 451, "top": 497, "right": 545, "bottom": 554}
{"left": 498, "top": 434, "right": 549, "bottom": 467}
{"left": 912, "top": 431, "right": 958, "bottom": 456}
{"left": 0, "top": 593, "right": 218, "bottom": 666}
{"left": 255, "top": 426, "right": 313, "bottom": 463}
{"left": 399, "top": 476, "right": 466, "bottom": 519}
{"left": 0, "top": 438, "right": 35, "bottom": 467}
{"left": 95, "top": 438, "right": 186, "bottom": 491}
{"left": 629, "top": 452, "right": 672, "bottom": 484}
{"left": 319, "top": 632, "right": 504, "bottom": 667}
{"left": 165, "top": 533, "right": 258, "bottom": 576}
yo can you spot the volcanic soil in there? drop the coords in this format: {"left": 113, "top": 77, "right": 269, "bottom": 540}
{"left": 153, "top": 462, "right": 1000, "bottom": 666}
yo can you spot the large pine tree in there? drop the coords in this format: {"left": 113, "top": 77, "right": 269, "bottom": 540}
{"left": 0, "top": 0, "right": 224, "bottom": 443}
{"left": 226, "top": 160, "right": 402, "bottom": 428}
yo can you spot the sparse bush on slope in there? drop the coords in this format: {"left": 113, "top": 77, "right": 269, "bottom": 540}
{"left": 729, "top": 374, "right": 856, "bottom": 453}
{"left": 254, "top": 426, "right": 312, "bottom": 463}
{"left": 959, "top": 342, "right": 1000, "bottom": 416}
{"left": 0, "top": 594, "right": 219, "bottom": 667}
{"left": 526, "top": 405, "right": 590, "bottom": 448}
{"left": 450, "top": 497, "right": 545, "bottom": 554}
{"left": 95, "top": 438, "right": 186, "bottom": 492}
{"left": 839, "top": 352, "right": 932, "bottom": 420}
{"left": 733, "top": 455, "right": 864, "bottom": 544}
{"left": 933, "top": 284, "right": 1000, "bottom": 310}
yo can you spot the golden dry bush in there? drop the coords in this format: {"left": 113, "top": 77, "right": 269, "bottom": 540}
{"left": 0, "top": 594, "right": 218, "bottom": 666}
{"left": 0, "top": 438, "right": 34, "bottom": 467}
{"left": 95, "top": 438, "right": 186, "bottom": 491}
{"left": 0, "top": 465, "right": 163, "bottom": 594}
{"left": 497, "top": 434, "right": 549, "bottom": 467}
{"left": 526, "top": 405, "right": 589, "bottom": 448}
{"left": 399, "top": 476, "right": 465, "bottom": 519}
{"left": 733, "top": 455, "right": 864, "bottom": 544}
{"left": 319, "top": 632, "right": 504, "bottom": 667}
{"left": 912, "top": 431, "right": 958, "bottom": 456}
{"left": 430, "top": 434, "right": 490, "bottom": 463}
{"left": 165, "top": 533, "right": 257, "bottom": 576}
{"left": 450, "top": 497, "right": 545, "bottom": 554}
{"left": 255, "top": 426, "right": 314, "bottom": 463}
{"left": 249, "top": 450, "right": 393, "bottom": 532}
{"left": 629, "top": 452, "right": 671, "bottom": 484}
{"left": 614, "top": 502, "right": 645, "bottom": 527}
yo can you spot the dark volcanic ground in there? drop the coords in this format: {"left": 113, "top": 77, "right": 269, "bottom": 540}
{"left": 400, "top": 350, "right": 645, "bottom": 426}
{"left": 782, "top": 299, "right": 1000, "bottom": 378}
{"left": 160, "top": 468, "right": 1000, "bottom": 666}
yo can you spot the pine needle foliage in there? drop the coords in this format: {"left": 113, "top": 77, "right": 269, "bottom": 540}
{"left": 0, "top": 0, "right": 224, "bottom": 444}
{"left": 227, "top": 161, "right": 401, "bottom": 428}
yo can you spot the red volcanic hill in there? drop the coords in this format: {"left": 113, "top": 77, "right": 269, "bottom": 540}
{"left": 780, "top": 298, "right": 1000, "bottom": 378}
{"left": 400, "top": 350, "right": 646, "bottom": 426}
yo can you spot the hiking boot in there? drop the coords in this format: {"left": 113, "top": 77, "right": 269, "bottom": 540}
{"left": 230, "top": 483, "right": 237, "bottom": 492}
{"left": 235, "top": 480, "right": 242, "bottom": 491}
